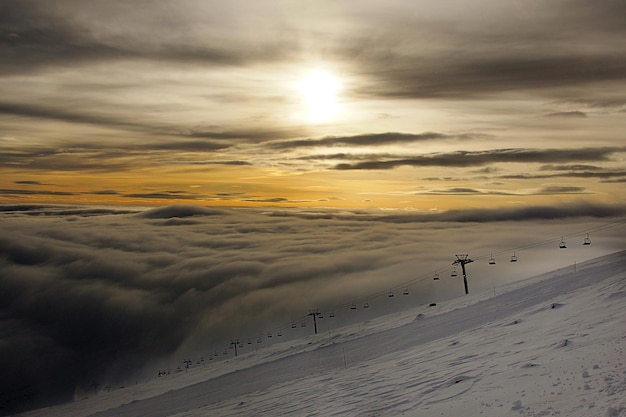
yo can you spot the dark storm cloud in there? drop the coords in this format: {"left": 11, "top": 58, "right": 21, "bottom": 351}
{"left": 1, "top": 202, "right": 625, "bottom": 413}
{"left": 333, "top": 147, "right": 624, "bottom": 170}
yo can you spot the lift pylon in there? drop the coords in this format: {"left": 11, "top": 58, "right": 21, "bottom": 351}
{"left": 452, "top": 254, "right": 473, "bottom": 295}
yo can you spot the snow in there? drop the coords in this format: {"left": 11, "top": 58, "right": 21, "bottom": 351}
{"left": 19, "top": 251, "right": 626, "bottom": 417}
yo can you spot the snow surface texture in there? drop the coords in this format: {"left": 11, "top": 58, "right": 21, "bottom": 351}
{"left": 20, "top": 251, "right": 626, "bottom": 417}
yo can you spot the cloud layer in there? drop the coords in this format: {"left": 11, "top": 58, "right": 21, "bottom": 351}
{"left": 1, "top": 203, "right": 625, "bottom": 413}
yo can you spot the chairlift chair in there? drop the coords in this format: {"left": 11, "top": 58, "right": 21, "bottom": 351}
{"left": 451, "top": 267, "right": 458, "bottom": 277}
{"left": 277, "top": 331, "right": 283, "bottom": 337}
{"left": 257, "top": 337, "right": 262, "bottom": 343}
{"left": 329, "top": 311, "right": 335, "bottom": 318}
{"left": 583, "top": 233, "right": 591, "bottom": 246}
{"left": 403, "top": 288, "right": 409, "bottom": 295}
{"left": 301, "top": 321, "right": 306, "bottom": 327}
{"left": 559, "top": 237, "right": 567, "bottom": 249}
{"left": 510, "top": 252, "right": 517, "bottom": 262}
{"left": 350, "top": 303, "right": 357, "bottom": 310}
{"left": 489, "top": 254, "right": 496, "bottom": 265}
{"left": 291, "top": 322, "right": 297, "bottom": 329}
{"left": 363, "top": 301, "right": 369, "bottom": 309}
{"left": 433, "top": 272, "right": 440, "bottom": 281}
{"left": 388, "top": 290, "right": 395, "bottom": 298}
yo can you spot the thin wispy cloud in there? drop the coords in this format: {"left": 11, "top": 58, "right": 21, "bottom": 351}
{"left": 333, "top": 147, "right": 624, "bottom": 170}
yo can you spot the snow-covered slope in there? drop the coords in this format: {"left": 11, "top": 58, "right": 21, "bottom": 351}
{"left": 20, "top": 251, "right": 626, "bottom": 417}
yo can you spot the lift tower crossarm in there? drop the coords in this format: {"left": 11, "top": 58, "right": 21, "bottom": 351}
{"left": 452, "top": 254, "right": 474, "bottom": 295}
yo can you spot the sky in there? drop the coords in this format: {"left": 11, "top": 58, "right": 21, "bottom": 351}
{"left": 1, "top": 0, "right": 626, "bottom": 414}
{"left": 1, "top": 0, "right": 625, "bottom": 209}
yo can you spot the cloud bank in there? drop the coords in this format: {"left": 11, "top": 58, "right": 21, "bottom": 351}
{"left": 1, "top": 203, "right": 625, "bottom": 413}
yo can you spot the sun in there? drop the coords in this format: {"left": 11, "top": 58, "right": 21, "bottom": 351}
{"left": 297, "top": 70, "right": 341, "bottom": 123}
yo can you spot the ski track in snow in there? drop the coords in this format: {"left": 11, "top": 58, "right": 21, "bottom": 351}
{"left": 20, "top": 251, "right": 626, "bottom": 417}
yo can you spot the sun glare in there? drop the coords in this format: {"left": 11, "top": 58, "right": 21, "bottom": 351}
{"left": 297, "top": 70, "right": 341, "bottom": 123}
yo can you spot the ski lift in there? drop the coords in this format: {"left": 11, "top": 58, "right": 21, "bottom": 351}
{"left": 301, "top": 321, "right": 306, "bottom": 327}
{"left": 510, "top": 251, "right": 517, "bottom": 262}
{"left": 451, "top": 267, "right": 458, "bottom": 277}
{"left": 350, "top": 303, "right": 357, "bottom": 310}
{"left": 433, "top": 272, "right": 440, "bottom": 281}
{"left": 403, "top": 288, "right": 409, "bottom": 295}
{"left": 388, "top": 290, "right": 395, "bottom": 298}
{"left": 583, "top": 233, "right": 591, "bottom": 246}
{"left": 363, "top": 301, "right": 369, "bottom": 309}
{"left": 291, "top": 322, "right": 297, "bottom": 329}
{"left": 329, "top": 311, "right": 335, "bottom": 318}
{"left": 247, "top": 338, "right": 252, "bottom": 344}
{"left": 489, "top": 254, "right": 496, "bottom": 265}
{"left": 267, "top": 332, "right": 272, "bottom": 338}
{"left": 277, "top": 330, "right": 283, "bottom": 337}
{"left": 257, "top": 337, "right": 262, "bottom": 343}
{"left": 559, "top": 237, "right": 567, "bottom": 249}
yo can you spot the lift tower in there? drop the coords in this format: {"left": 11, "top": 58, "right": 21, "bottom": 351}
{"left": 453, "top": 254, "right": 473, "bottom": 295}
{"left": 308, "top": 309, "right": 322, "bottom": 334}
